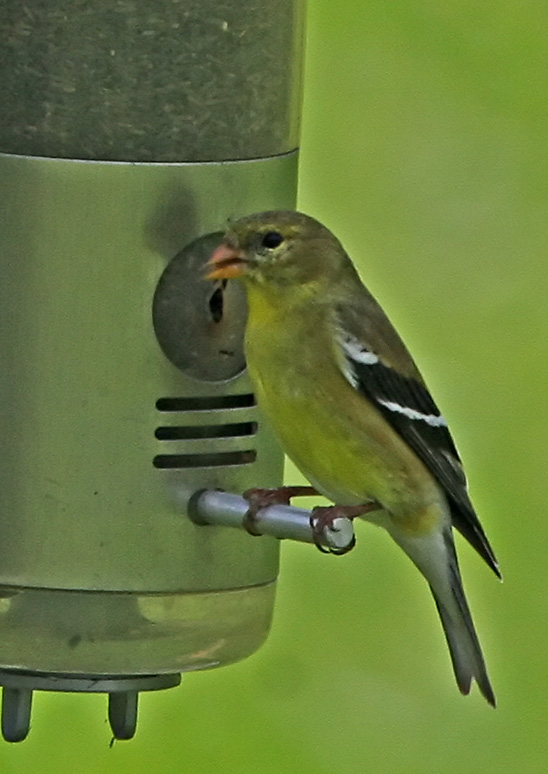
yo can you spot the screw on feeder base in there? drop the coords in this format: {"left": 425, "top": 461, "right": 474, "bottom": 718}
{"left": 189, "top": 489, "right": 356, "bottom": 553}
{"left": 108, "top": 691, "right": 138, "bottom": 740}
{"left": 1, "top": 687, "right": 33, "bottom": 743}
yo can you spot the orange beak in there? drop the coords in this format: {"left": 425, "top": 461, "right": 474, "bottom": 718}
{"left": 205, "top": 243, "right": 248, "bottom": 280}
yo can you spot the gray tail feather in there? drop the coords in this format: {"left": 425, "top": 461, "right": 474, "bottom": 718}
{"left": 431, "top": 534, "right": 496, "bottom": 706}
{"left": 391, "top": 525, "right": 495, "bottom": 706}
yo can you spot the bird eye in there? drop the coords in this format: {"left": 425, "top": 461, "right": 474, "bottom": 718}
{"left": 260, "top": 231, "right": 284, "bottom": 249}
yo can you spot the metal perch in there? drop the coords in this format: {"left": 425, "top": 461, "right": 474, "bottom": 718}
{"left": 189, "top": 490, "right": 356, "bottom": 553}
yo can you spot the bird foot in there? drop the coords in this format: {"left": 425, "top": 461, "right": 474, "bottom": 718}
{"left": 242, "top": 486, "right": 318, "bottom": 535}
{"left": 310, "top": 502, "right": 381, "bottom": 555}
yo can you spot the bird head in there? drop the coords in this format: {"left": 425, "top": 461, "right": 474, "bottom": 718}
{"left": 206, "top": 211, "right": 347, "bottom": 292}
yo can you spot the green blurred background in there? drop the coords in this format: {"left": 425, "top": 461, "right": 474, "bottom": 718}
{"left": 2, "top": 0, "right": 547, "bottom": 771}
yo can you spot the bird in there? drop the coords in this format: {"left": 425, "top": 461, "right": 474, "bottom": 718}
{"left": 206, "top": 210, "right": 499, "bottom": 706}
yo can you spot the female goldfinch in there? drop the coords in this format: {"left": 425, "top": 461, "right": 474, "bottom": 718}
{"left": 207, "top": 210, "right": 499, "bottom": 706}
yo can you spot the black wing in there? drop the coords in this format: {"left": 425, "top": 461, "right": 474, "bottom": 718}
{"left": 339, "top": 332, "right": 500, "bottom": 577}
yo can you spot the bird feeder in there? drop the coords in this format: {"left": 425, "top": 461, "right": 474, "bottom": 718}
{"left": 0, "top": 0, "right": 355, "bottom": 743}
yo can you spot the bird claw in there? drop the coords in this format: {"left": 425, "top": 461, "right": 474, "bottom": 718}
{"left": 310, "top": 502, "right": 381, "bottom": 555}
{"left": 241, "top": 508, "right": 262, "bottom": 536}
{"left": 309, "top": 506, "right": 354, "bottom": 555}
{"left": 242, "top": 488, "right": 379, "bottom": 552}
{"left": 242, "top": 486, "right": 318, "bottom": 536}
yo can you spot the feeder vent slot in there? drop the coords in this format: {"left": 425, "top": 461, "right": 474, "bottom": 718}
{"left": 153, "top": 394, "right": 258, "bottom": 469}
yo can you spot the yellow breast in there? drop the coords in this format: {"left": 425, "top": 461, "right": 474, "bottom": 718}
{"left": 243, "top": 284, "right": 442, "bottom": 532}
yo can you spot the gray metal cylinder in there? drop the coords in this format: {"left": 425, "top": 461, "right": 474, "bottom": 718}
{"left": 0, "top": 151, "right": 297, "bottom": 681}
{"left": 0, "top": 151, "right": 299, "bottom": 594}
{"left": 0, "top": 0, "right": 306, "bottom": 740}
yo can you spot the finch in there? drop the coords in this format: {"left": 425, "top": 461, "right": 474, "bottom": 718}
{"left": 207, "top": 210, "right": 499, "bottom": 705}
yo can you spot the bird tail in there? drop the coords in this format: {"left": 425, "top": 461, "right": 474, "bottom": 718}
{"left": 391, "top": 524, "right": 495, "bottom": 706}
